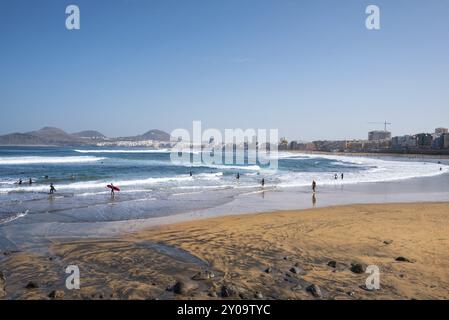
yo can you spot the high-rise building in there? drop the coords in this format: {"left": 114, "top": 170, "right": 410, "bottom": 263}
{"left": 368, "top": 130, "right": 391, "bottom": 141}
{"left": 435, "top": 128, "right": 448, "bottom": 135}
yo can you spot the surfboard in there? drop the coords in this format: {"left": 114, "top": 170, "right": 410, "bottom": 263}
{"left": 106, "top": 184, "right": 120, "bottom": 192}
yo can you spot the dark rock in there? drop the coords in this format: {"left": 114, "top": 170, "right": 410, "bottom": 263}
{"left": 327, "top": 260, "right": 337, "bottom": 268}
{"left": 255, "top": 292, "right": 263, "bottom": 299}
{"left": 306, "top": 284, "right": 322, "bottom": 298}
{"left": 289, "top": 266, "right": 306, "bottom": 275}
{"left": 25, "top": 281, "right": 39, "bottom": 289}
{"left": 173, "top": 280, "right": 196, "bottom": 295}
{"left": 264, "top": 267, "right": 272, "bottom": 274}
{"left": 350, "top": 263, "right": 366, "bottom": 274}
{"left": 221, "top": 284, "right": 239, "bottom": 298}
{"left": 48, "top": 290, "right": 65, "bottom": 299}
{"left": 239, "top": 293, "right": 249, "bottom": 299}
{"left": 395, "top": 256, "right": 414, "bottom": 263}
{"left": 383, "top": 240, "right": 393, "bottom": 245}
{"left": 347, "top": 291, "right": 356, "bottom": 297}
{"left": 192, "top": 270, "right": 215, "bottom": 280}
{"left": 208, "top": 291, "right": 218, "bottom": 298}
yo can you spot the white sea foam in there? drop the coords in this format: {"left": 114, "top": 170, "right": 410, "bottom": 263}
{"left": 0, "top": 156, "right": 105, "bottom": 165}
{"left": 0, "top": 210, "right": 29, "bottom": 225}
{"left": 275, "top": 153, "right": 449, "bottom": 187}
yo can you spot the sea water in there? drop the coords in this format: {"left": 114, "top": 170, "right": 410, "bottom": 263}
{"left": 0, "top": 146, "right": 448, "bottom": 248}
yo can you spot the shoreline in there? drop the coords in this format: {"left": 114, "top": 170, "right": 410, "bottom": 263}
{"left": 288, "top": 150, "right": 449, "bottom": 160}
{"left": 1, "top": 202, "right": 449, "bottom": 300}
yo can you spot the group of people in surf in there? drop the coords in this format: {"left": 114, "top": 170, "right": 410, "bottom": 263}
{"left": 16, "top": 178, "right": 33, "bottom": 185}
{"left": 334, "top": 173, "right": 344, "bottom": 180}
{"left": 14, "top": 174, "right": 59, "bottom": 195}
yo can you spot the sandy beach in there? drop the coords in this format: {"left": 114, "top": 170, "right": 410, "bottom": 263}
{"left": 1, "top": 202, "right": 448, "bottom": 300}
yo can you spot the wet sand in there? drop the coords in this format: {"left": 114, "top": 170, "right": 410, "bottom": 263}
{"left": 1, "top": 202, "right": 449, "bottom": 300}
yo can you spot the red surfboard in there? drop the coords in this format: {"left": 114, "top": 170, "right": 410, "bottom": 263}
{"left": 106, "top": 184, "right": 120, "bottom": 192}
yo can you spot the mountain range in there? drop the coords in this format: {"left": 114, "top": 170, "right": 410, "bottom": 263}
{"left": 0, "top": 127, "right": 171, "bottom": 146}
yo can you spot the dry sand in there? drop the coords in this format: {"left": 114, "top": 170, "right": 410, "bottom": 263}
{"left": 1, "top": 202, "right": 448, "bottom": 300}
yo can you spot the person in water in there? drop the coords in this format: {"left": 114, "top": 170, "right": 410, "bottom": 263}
{"left": 110, "top": 183, "right": 115, "bottom": 195}
{"left": 18, "top": 179, "right": 22, "bottom": 185}
{"left": 334, "top": 174, "right": 338, "bottom": 180}
{"left": 261, "top": 178, "right": 265, "bottom": 187}
{"left": 29, "top": 178, "right": 33, "bottom": 185}
{"left": 49, "top": 183, "right": 56, "bottom": 194}
{"left": 236, "top": 172, "right": 240, "bottom": 180}
{"left": 341, "top": 173, "right": 344, "bottom": 180}
{"left": 189, "top": 171, "right": 193, "bottom": 177}
{"left": 312, "top": 180, "right": 317, "bottom": 193}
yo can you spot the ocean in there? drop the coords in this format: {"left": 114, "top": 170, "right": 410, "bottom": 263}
{"left": 0, "top": 146, "right": 448, "bottom": 248}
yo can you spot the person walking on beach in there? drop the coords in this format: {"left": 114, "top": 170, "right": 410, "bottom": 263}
{"left": 49, "top": 183, "right": 56, "bottom": 194}
{"left": 341, "top": 173, "right": 344, "bottom": 180}
{"left": 261, "top": 178, "right": 265, "bottom": 188}
{"left": 312, "top": 180, "right": 317, "bottom": 193}
{"left": 110, "top": 183, "right": 115, "bottom": 195}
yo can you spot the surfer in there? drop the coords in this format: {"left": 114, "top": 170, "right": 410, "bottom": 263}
{"left": 341, "top": 173, "right": 344, "bottom": 180}
{"left": 49, "top": 183, "right": 56, "bottom": 194}
{"left": 18, "top": 179, "right": 22, "bottom": 185}
{"left": 29, "top": 178, "right": 33, "bottom": 185}
{"left": 261, "top": 178, "right": 265, "bottom": 188}
{"left": 189, "top": 171, "right": 193, "bottom": 177}
{"left": 312, "top": 180, "right": 317, "bottom": 193}
{"left": 334, "top": 174, "right": 338, "bottom": 180}
{"left": 110, "top": 183, "right": 115, "bottom": 195}
{"left": 236, "top": 172, "right": 240, "bottom": 180}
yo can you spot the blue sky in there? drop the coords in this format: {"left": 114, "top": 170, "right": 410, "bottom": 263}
{"left": 0, "top": 0, "right": 448, "bottom": 140}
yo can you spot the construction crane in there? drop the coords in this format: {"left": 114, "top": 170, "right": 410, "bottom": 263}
{"left": 368, "top": 120, "right": 392, "bottom": 132}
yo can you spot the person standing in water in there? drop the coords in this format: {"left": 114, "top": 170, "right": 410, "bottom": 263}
{"left": 261, "top": 178, "right": 265, "bottom": 188}
{"left": 18, "top": 179, "right": 22, "bottom": 185}
{"left": 312, "top": 180, "right": 317, "bottom": 193}
{"left": 341, "top": 173, "right": 344, "bottom": 180}
{"left": 189, "top": 171, "right": 193, "bottom": 177}
{"left": 29, "top": 178, "right": 33, "bottom": 185}
{"left": 110, "top": 183, "right": 115, "bottom": 195}
{"left": 334, "top": 174, "right": 338, "bottom": 180}
{"left": 236, "top": 172, "right": 240, "bottom": 180}
{"left": 49, "top": 183, "right": 56, "bottom": 194}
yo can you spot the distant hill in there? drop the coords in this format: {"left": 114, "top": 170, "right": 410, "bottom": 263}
{"left": 27, "top": 127, "right": 82, "bottom": 145}
{"left": 118, "top": 129, "right": 171, "bottom": 142}
{"left": 139, "top": 129, "right": 170, "bottom": 141}
{"left": 72, "top": 130, "right": 106, "bottom": 139}
{"left": 0, "top": 127, "right": 171, "bottom": 145}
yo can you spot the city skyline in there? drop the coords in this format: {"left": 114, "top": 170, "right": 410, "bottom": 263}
{"left": 1, "top": 0, "right": 448, "bottom": 140}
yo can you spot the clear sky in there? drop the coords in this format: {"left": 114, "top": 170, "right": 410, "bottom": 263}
{"left": 1, "top": 0, "right": 448, "bottom": 140}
